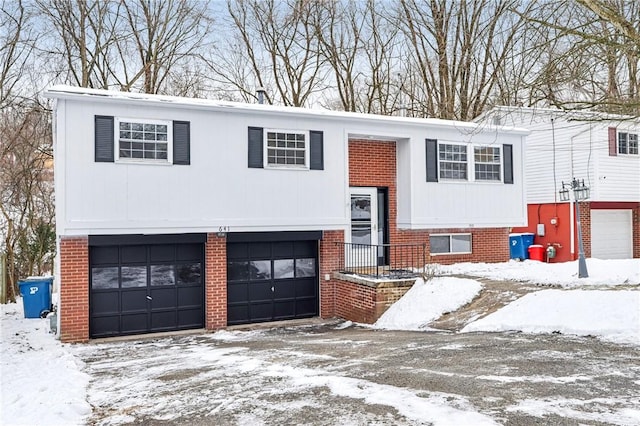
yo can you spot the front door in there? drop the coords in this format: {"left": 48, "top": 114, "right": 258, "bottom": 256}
{"left": 348, "top": 187, "right": 378, "bottom": 267}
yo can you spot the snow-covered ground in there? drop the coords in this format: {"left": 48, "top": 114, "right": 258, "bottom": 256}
{"left": 1, "top": 258, "right": 638, "bottom": 425}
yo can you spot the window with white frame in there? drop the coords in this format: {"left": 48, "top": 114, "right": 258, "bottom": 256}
{"left": 117, "top": 119, "right": 171, "bottom": 161}
{"left": 438, "top": 143, "right": 468, "bottom": 180}
{"left": 430, "top": 234, "right": 472, "bottom": 254}
{"left": 474, "top": 146, "right": 501, "bottom": 181}
{"left": 618, "top": 132, "right": 639, "bottom": 155}
{"left": 266, "top": 130, "right": 308, "bottom": 167}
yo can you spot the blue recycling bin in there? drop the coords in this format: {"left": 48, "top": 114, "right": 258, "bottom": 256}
{"left": 509, "top": 233, "right": 535, "bottom": 260}
{"left": 19, "top": 277, "right": 53, "bottom": 318}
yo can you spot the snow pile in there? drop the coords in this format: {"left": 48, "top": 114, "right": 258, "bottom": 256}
{"left": 374, "top": 277, "right": 482, "bottom": 330}
{"left": 462, "top": 290, "right": 640, "bottom": 345}
{"left": 438, "top": 258, "right": 640, "bottom": 287}
{"left": 0, "top": 300, "right": 91, "bottom": 426}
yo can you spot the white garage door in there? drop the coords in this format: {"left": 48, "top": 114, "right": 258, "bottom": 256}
{"left": 590, "top": 210, "right": 633, "bottom": 259}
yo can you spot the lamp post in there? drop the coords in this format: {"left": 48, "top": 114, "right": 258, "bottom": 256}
{"left": 559, "top": 178, "right": 590, "bottom": 278}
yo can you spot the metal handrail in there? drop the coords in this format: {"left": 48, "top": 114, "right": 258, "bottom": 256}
{"left": 336, "top": 242, "right": 427, "bottom": 278}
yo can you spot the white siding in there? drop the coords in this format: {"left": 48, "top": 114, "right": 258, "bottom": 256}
{"left": 495, "top": 109, "right": 639, "bottom": 203}
{"left": 51, "top": 89, "right": 528, "bottom": 236}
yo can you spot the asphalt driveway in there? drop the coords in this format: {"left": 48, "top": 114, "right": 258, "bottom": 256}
{"left": 74, "top": 322, "right": 640, "bottom": 426}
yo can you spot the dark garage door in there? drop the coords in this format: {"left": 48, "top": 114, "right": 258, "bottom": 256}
{"left": 227, "top": 233, "right": 320, "bottom": 326}
{"left": 89, "top": 235, "right": 205, "bottom": 338}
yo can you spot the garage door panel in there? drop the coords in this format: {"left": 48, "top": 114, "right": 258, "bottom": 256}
{"left": 92, "top": 292, "right": 119, "bottom": 314}
{"left": 90, "top": 240, "right": 204, "bottom": 338}
{"left": 121, "top": 290, "right": 148, "bottom": 312}
{"left": 591, "top": 210, "right": 632, "bottom": 259}
{"left": 151, "top": 311, "right": 177, "bottom": 330}
{"left": 227, "top": 238, "right": 318, "bottom": 326}
{"left": 178, "top": 308, "right": 204, "bottom": 328}
{"left": 121, "top": 313, "right": 147, "bottom": 334}
{"left": 228, "top": 305, "right": 248, "bottom": 325}
{"left": 91, "top": 246, "right": 119, "bottom": 264}
{"left": 151, "top": 287, "right": 176, "bottom": 309}
{"left": 91, "top": 316, "right": 119, "bottom": 337}
{"left": 273, "top": 300, "right": 295, "bottom": 319}
{"left": 121, "top": 245, "right": 146, "bottom": 263}
{"left": 296, "top": 279, "right": 317, "bottom": 298}
{"left": 249, "top": 302, "right": 274, "bottom": 322}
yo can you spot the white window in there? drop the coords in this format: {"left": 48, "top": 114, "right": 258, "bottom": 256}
{"left": 474, "top": 146, "right": 501, "bottom": 181}
{"left": 265, "top": 130, "right": 308, "bottom": 168}
{"left": 618, "top": 132, "right": 638, "bottom": 155}
{"left": 430, "top": 234, "right": 472, "bottom": 254}
{"left": 439, "top": 143, "right": 467, "bottom": 180}
{"left": 116, "top": 118, "right": 172, "bottom": 163}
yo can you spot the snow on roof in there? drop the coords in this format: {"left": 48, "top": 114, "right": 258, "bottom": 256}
{"left": 45, "top": 85, "right": 530, "bottom": 135}
{"left": 478, "top": 105, "right": 640, "bottom": 125}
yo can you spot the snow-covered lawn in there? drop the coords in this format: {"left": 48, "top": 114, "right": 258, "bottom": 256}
{"left": 1, "top": 258, "right": 638, "bottom": 425}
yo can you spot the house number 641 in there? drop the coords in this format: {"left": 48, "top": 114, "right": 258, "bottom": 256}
{"left": 218, "top": 226, "right": 230, "bottom": 233}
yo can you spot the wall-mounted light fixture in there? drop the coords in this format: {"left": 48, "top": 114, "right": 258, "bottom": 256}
{"left": 560, "top": 178, "right": 590, "bottom": 278}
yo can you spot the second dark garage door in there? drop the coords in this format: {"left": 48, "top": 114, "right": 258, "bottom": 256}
{"left": 227, "top": 233, "right": 320, "bottom": 326}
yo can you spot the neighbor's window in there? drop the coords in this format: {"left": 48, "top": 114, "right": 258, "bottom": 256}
{"left": 439, "top": 143, "right": 467, "bottom": 180}
{"left": 430, "top": 234, "right": 472, "bottom": 254}
{"left": 474, "top": 146, "right": 501, "bottom": 181}
{"left": 266, "top": 130, "right": 307, "bottom": 167}
{"left": 117, "top": 119, "right": 170, "bottom": 162}
{"left": 618, "top": 132, "right": 638, "bottom": 155}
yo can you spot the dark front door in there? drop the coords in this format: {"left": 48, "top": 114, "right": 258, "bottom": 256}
{"left": 89, "top": 238, "right": 205, "bottom": 338}
{"left": 227, "top": 238, "right": 319, "bottom": 326}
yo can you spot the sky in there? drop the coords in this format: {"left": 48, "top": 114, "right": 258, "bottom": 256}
{"left": 1, "top": 258, "right": 638, "bottom": 426}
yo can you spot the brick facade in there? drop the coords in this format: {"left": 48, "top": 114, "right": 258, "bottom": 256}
{"left": 319, "top": 230, "right": 344, "bottom": 318}
{"left": 205, "top": 233, "right": 227, "bottom": 330}
{"left": 59, "top": 236, "right": 89, "bottom": 343}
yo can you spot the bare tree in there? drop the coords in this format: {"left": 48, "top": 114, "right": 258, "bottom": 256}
{"left": 399, "top": 0, "right": 527, "bottom": 120}
{"left": 0, "top": 0, "right": 37, "bottom": 107}
{"left": 0, "top": 103, "right": 55, "bottom": 302}
{"left": 211, "top": 0, "right": 325, "bottom": 106}
{"left": 117, "top": 0, "right": 213, "bottom": 94}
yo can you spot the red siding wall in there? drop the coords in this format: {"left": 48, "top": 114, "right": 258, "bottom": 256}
{"left": 59, "top": 236, "right": 89, "bottom": 343}
{"left": 512, "top": 201, "right": 640, "bottom": 262}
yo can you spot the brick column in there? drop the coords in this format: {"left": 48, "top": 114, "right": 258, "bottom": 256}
{"left": 205, "top": 233, "right": 227, "bottom": 330}
{"left": 59, "top": 236, "right": 89, "bottom": 343}
{"left": 319, "top": 230, "right": 344, "bottom": 318}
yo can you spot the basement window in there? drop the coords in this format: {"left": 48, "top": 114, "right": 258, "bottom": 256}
{"left": 430, "top": 234, "right": 472, "bottom": 255}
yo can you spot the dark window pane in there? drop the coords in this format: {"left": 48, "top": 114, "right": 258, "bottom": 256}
{"left": 151, "top": 265, "right": 175, "bottom": 286}
{"left": 228, "top": 261, "right": 249, "bottom": 281}
{"left": 430, "top": 236, "right": 450, "bottom": 254}
{"left": 92, "top": 267, "right": 119, "bottom": 289}
{"left": 121, "top": 266, "right": 147, "bottom": 288}
{"left": 177, "top": 263, "right": 202, "bottom": 285}
{"left": 274, "top": 259, "right": 294, "bottom": 279}
{"left": 250, "top": 260, "right": 271, "bottom": 280}
{"left": 296, "top": 258, "right": 316, "bottom": 277}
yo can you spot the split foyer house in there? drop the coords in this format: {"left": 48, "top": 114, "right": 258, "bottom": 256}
{"left": 46, "top": 86, "right": 528, "bottom": 342}
{"left": 480, "top": 107, "right": 640, "bottom": 262}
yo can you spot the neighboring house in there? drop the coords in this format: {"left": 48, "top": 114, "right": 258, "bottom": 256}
{"left": 478, "top": 106, "right": 640, "bottom": 262}
{"left": 45, "top": 86, "right": 528, "bottom": 342}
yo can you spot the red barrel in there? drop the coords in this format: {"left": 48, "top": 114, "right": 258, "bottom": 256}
{"left": 528, "top": 244, "right": 545, "bottom": 262}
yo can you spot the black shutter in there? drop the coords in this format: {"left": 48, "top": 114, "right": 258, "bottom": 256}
{"left": 309, "top": 130, "right": 324, "bottom": 170}
{"left": 426, "top": 139, "right": 438, "bottom": 182}
{"left": 503, "top": 144, "right": 513, "bottom": 184}
{"left": 248, "top": 127, "right": 264, "bottom": 168}
{"left": 95, "top": 115, "right": 114, "bottom": 162}
{"left": 173, "top": 121, "right": 190, "bottom": 165}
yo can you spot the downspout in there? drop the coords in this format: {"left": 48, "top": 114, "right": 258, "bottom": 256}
{"left": 569, "top": 126, "right": 592, "bottom": 258}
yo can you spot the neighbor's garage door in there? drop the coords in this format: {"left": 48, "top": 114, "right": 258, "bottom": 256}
{"left": 89, "top": 234, "right": 206, "bottom": 338}
{"left": 226, "top": 232, "right": 320, "bottom": 326}
{"left": 590, "top": 209, "right": 633, "bottom": 259}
